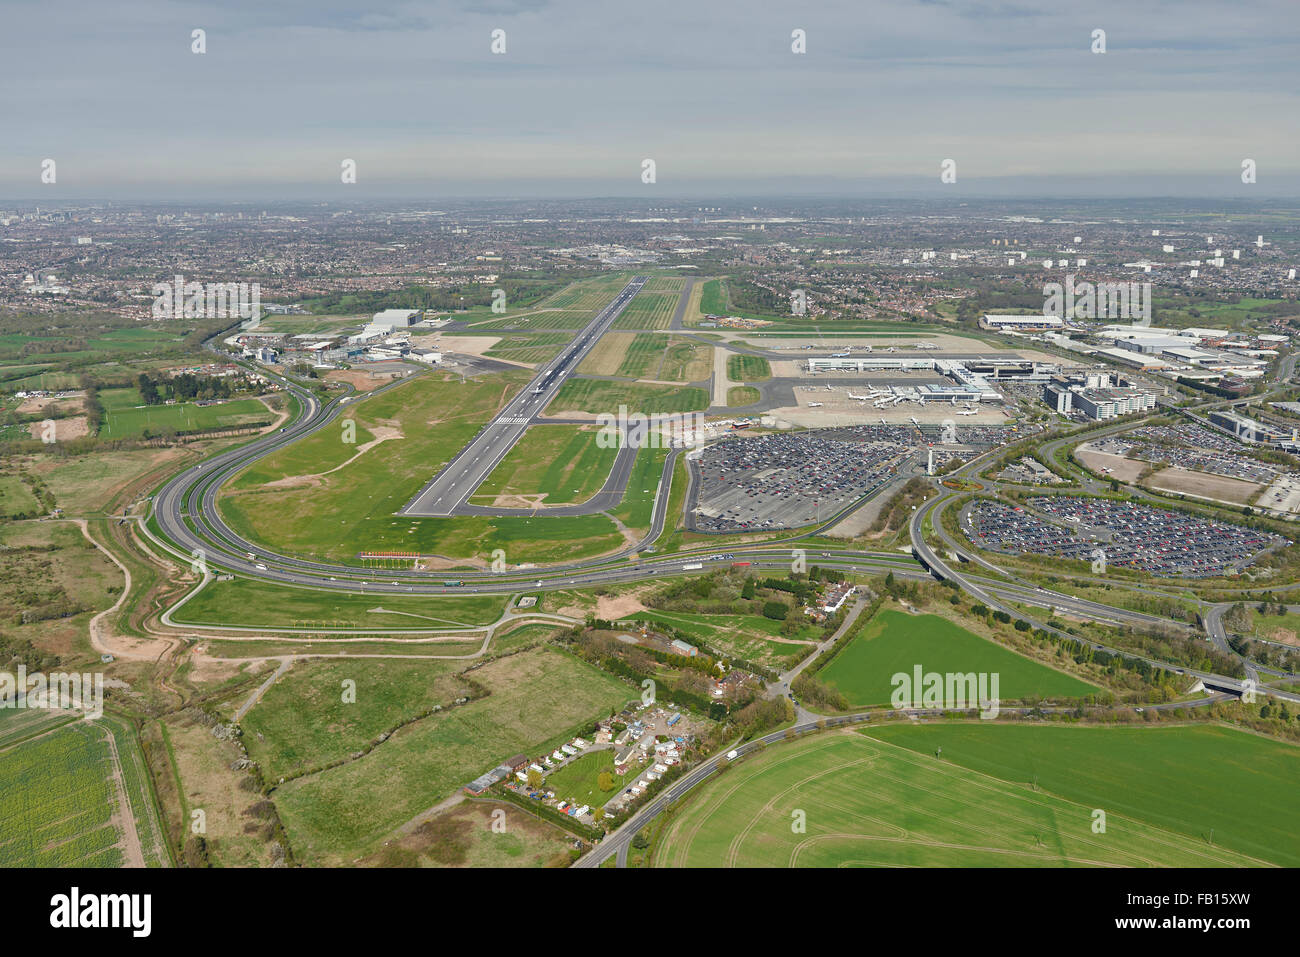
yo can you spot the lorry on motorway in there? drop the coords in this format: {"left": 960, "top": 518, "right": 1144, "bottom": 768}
{"left": 683, "top": 562, "right": 703, "bottom": 571}
{"left": 731, "top": 561, "right": 752, "bottom": 568}
{"left": 443, "top": 580, "right": 463, "bottom": 587}
{"left": 726, "top": 750, "right": 739, "bottom": 760}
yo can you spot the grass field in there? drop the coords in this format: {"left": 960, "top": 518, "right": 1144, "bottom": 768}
{"left": 866, "top": 723, "right": 1300, "bottom": 867}
{"left": 817, "top": 610, "right": 1097, "bottom": 706}
{"left": 239, "top": 658, "right": 474, "bottom": 779}
{"left": 727, "top": 386, "right": 760, "bottom": 406}
{"left": 544, "top": 750, "right": 624, "bottom": 810}
{"left": 173, "top": 577, "right": 506, "bottom": 630}
{"left": 546, "top": 378, "right": 708, "bottom": 416}
{"left": 470, "top": 309, "right": 593, "bottom": 331}
{"left": 617, "top": 609, "right": 818, "bottom": 670}
{"left": 698, "top": 279, "right": 727, "bottom": 315}
{"left": 218, "top": 371, "right": 632, "bottom": 565}
{"left": 364, "top": 798, "right": 578, "bottom": 867}
{"left": 613, "top": 291, "right": 679, "bottom": 330}
{"left": 0, "top": 713, "right": 166, "bottom": 867}
{"left": 659, "top": 338, "right": 712, "bottom": 381}
{"left": 471, "top": 424, "right": 617, "bottom": 505}
{"left": 726, "top": 355, "right": 771, "bottom": 381}
{"left": 653, "top": 729, "right": 1272, "bottom": 867}
{"left": 483, "top": 333, "right": 571, "bottom": 365}
{"left": 270, "top": 646, "right": 632, "bottom": 863}
{"left": 0, "top": 475, "right": 40, "bottom": 517}
{"left": 98, "top": 387, "right": 273, "bottom": 439}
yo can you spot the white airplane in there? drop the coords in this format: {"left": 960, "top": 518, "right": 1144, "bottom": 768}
{"left": 847, "top": 392, "right": 872, "bottom": 401}
{"left": 873, "top": 397, "right": 891, "bottom": 407}
{"left": 891, "top": 395, "right": 905, "bottom": 405}
{"left": 910, "top": 416, "right": 920, "bottom": 426}
{"left": 958, "top": 406, "right": 978, "bottom": 415}
{"left": 807, "top": 401, "right": 824, "bottom": 408}
{"left": 950, "top": 396, "right": 958, "bottom": 406}
{"left": 830, "top": 350, "right": 850, "bottom": 358}
{"left": 879, "top": 417, "right": 887, "bottom": 425}
{"left": 918, "top": 396, "right": 927, "bottom": 407}
{"left": 885, "top": 346, "right": 896, "bottom": 353}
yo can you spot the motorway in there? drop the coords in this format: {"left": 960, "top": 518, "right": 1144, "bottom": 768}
{"left": 399, "top": 276, "right": 647, "bottom": 516}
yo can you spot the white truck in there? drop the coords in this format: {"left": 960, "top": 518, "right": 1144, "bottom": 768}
{"left": 726, "top": 750, "right": 739, "bottom": 761}
{"left": 683, "top": 562, "right": 703, "bottom": 571}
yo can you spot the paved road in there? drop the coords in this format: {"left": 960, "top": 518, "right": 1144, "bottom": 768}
{"left": 401, "top": 276, "right": 647, "bottom": 516}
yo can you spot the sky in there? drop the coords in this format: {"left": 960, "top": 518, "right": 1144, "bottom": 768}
{"left": 2, "top": 0, "right": 1298, "bottom": 199}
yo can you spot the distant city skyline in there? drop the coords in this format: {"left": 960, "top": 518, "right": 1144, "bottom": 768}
{"left": 3, "top": 0, "right": 1298, "bottom": 199}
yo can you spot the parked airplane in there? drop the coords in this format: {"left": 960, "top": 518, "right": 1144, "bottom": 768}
{"left": 830, "top": 350, "right": 850, "bottom": 358}
{"left": 807, "top": 401, "right": 824, "bottom": 408}
{"left": 891, "top": 395, "right": 905, "bottom": 405}
{"left": 910, "top": 416, "right": 920, "bottom": 426}
{"left": 918, "top": 396, "right": 927, "bottom": 407}
{"left": 958, "top": 405, "right": 978, "bottom": 415}
{"left": 885, "top": 346, "right": 896, "bottom": 353}
{"left": 873, "top": 398, "right": 891, "bottom": 408}
{"left": 950, "top": 396, "right": 958, "bottom": 406}
{"left": 847, "top": 392, "right": 872, "bottom": 401}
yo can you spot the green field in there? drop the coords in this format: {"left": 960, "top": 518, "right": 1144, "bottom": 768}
{"left": 727, "top": 386, "right": 760, "bottom": 407}
{"left": 239, "top": 658, "right": 473, "bottom": 779}
{"left": 727, "top": 355, "right": 771, "bottom": 381}
{"left": 0, "top": 475, "right": 40, "bottom": 517}
{"left": 866, "top": 723, "right": 1300, "bottom": 867}
{"left": 659, "top": 338, "right": 712, "bottom": 382}
{"left": 483, "top": 332, "right": 572, "bottom": 365}
{"left": 0, "top": 713, "right": 166, "bottom": 867}
{"left": 817, "top": 610, "right": 1097, "bottom": 706}
{"left": 617, "top": 609, "right": 819, "bottom": 670}
{"left": 546, "top": 379, "right": 708, "bottom": 416}
{"left": 653, "top": 730, "right": 1271, "bottom": 867}
{"left": 218, "top": 372, "right": 633, "bottom": 565}
{"left": 615, "top": 333, "right": 669, "bottom": 378}
{"left": 173, "top": 577, "right": 507, "bottom": 630}
{"left": 471, "top": 425, "right": 617, "bottom": 505}
{"left": 99, "top": 387, "right": 273, "bottom": 439}
{"left": 544, "top": 750, "right": 624, "bottom": 810}
{"left": 270, "top": 646, "right": 632, "bottom": 863}
{"left": 698, "top": 279, "right": 727, "bottom": 315}
{"left": 613, "top": 292, "right": 679, "bottom": 330}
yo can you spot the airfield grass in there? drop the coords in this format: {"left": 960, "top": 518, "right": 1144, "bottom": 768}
{"left": 577, "top": 332, "right": 639, "bottom": 377}
{"left": 727, "top": 386, "right": 760, "bottom": 407}
{"left": 98, "top": 387, "right": 273, "bottom": 438}
{"left": 616, "top": 333, "right": 669, "bottom": 378}
{"left": 659, "top": 338, "right": 712, "bottom": 381}
{"left": 548, "top": 378, "right": 707, "bottom": 416}
{"left": 471, "top": 424, "right": 617, "bottom": 505}
{"left": 698, "top": 279, "right": 727, "bottom": 315}
{"left": 173, "top": 577, "right": 506, "bottom": 630}
{"left": 652, "top": 729, "right": 1272, "bottom": 867}
{"left": 544, "top": 750, "right": 623, "bottom": 810}
{"left": 0, "top": 715, "right": 123, "bottom": 867}
{"left": 817, "top": 610, "right": 1097, "bottom": 706}
{"left": 218, "top": 371, "right": 631, "bottom": 565}
{"left": 613, "top": 292, "right": 678, "bottom": 330}
{"left": 865, "top": 723, "right": 1300, "bottom": 867}
{"left": 610, "top": 446, "right": 669, "bottom": 531}
{"left": 540, "top": 274, "right": 633, "bottom": 313}
{"left": 238, "top": 657, "right": 474, "bottom": 779}
{"left": 270, "top": 646, "right": 632, "bottom": 863}
{"left": 469, "top": 309, "right": 593, "bottom": 331}
{"left": 727, "top": 355, "right": 771, "bottom": 381}
{"left": 483, "top": 333, "right": 571, "bottom": 365}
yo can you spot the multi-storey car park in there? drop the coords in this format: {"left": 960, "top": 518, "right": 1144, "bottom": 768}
{"left": 964, "top": 497, "right": 1287, "bottom": 577}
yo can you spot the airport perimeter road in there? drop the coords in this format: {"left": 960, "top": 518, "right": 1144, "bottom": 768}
{"left": 400, "top": 276, "right": 648, "bottom": 516}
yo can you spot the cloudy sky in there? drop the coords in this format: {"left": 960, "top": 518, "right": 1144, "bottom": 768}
{"left": 2, "top": 0, "right": 1297, "bottom": 198}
